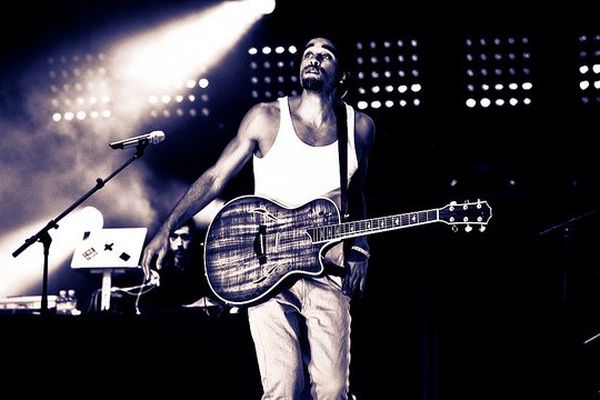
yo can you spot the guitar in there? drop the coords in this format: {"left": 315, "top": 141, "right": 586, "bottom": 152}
{"left": 204, "top": 195, "right": 492, "bottom": 306}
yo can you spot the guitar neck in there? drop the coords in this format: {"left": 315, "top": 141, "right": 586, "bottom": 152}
{"left": 308, "top": 208, "right": 440, "bottom": 243}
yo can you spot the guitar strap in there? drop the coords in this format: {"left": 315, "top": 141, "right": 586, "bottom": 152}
{"left": 335, "top": 101, "right": 349, "bottom": 222}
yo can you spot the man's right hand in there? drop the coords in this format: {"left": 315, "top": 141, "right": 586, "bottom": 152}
{"left": 141, "top": 229, "right": 169, "bottom": 280}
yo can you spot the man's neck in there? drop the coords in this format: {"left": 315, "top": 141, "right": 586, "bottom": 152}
{"left": 296, "top": 90, "right": 336, "bottom": 126}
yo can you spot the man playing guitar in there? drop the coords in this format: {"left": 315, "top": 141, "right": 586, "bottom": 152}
{"left": 142, "top": 37, "right": 375, "bottom": 399}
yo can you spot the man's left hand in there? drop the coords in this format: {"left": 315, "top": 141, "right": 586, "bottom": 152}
{"left": 342, "top": 258, "right": 369, "bottom": 298}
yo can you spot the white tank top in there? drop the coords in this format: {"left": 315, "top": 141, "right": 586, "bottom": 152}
{"left": 253, "top": 97, "right": 359, "bottom": 208}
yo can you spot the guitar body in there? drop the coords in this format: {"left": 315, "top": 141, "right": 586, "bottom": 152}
{"left": 204, "top": 196, "right": 340, "bottom": 305}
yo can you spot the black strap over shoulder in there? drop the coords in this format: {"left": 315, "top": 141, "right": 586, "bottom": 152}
{"left": 335, "top": 101, "right": 349, "bottom": 222}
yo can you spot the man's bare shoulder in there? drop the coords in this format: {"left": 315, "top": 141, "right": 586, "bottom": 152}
{"left": 354, "top": 110, "right": 376, "bottom": 148}
{"left": 239, "top": 100, "right": 282, "bottom": 154}
{"left": 245, "top": 99, "right": 281, "bottom": 121}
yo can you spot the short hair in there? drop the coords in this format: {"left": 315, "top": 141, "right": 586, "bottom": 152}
{"left": 173, "top": 218, "right": 199, "bottom": 237}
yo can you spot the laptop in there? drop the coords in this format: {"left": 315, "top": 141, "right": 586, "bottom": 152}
{"left": 70, "top": 227, "right": 148, "bottom": 270}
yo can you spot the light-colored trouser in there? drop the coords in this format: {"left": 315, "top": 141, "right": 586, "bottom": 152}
{"left": 248, "top": 276, "right": 351, "bottom": 400}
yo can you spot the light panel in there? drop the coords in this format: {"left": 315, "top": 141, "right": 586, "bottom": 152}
{"left": 464, "top": 36, "right": 534, "bottom": 109}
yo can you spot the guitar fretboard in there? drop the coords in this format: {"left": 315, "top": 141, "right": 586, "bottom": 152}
{"left": 307, "top": 209, "right": 439, "bottom": 243}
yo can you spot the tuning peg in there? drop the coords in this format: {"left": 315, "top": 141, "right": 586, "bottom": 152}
{"left": 479, "top": 226, "right": 486, "bottom": 233}
{"left": 465, "top": 225, "right": 473, "bottom": 233}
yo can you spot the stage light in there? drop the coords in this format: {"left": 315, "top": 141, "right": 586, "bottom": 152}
{"left": 44, "top": 0, "right": 270, "bottom": 129}
{"left": 463, "top": 35, "right": 535, "bottom": 109}
{"left": 352, "top": 37, "right": 424, "bottom": 110}
{"left": 576, "top": 34, "right": 600, "bottom": 104}
{"left": 48, "top": 52, "right": 114, "bottom": 123}
{"left": 246, "top": 41, "right": 299, "bottom": 101}
{"left": 252, "top": 0, "right": 276, "bottom": 15}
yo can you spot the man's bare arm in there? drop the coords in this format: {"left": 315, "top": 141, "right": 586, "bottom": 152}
{"left": 343, "top": 111, "right": 375, "bottom": 297}
{"left": 141, "top": 104, "right": 272, "bottom": 277}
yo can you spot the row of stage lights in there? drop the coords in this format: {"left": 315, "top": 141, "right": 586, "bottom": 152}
{"left": 248, "top": 37, "right": 545, "bottom": 110}
{"left": 47, "top": 33, "right": 600, "bottom": 124}
{"left": 48, "top": 53, "right": 113, "bottom": 122}
{"left": 147, "top": 79, "right": 211, "bottom": 119}
{"left": 47, "top": 51, "right": 212, "bottom": 122}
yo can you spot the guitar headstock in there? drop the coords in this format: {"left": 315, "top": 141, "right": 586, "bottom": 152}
{"left": 439, "top": 199, "right": 492, "bottom": 232}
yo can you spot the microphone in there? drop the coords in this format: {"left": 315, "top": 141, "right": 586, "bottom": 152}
{"left": 109, "top": 130, "right": 165, "bottom": 149}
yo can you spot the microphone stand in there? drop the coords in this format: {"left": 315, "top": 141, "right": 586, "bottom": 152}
{"left": 539, "top": 208, "right": 599, "bottom": 344}
{"left": 538, "top": 208, "right": 598, "bottom": 237}
{"left": 12, "top": 141, "right": 151, "bottom": 317}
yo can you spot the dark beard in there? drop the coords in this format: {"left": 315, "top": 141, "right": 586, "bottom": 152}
{"left": 301, "top": 76, "right": 324, "bottom": 91}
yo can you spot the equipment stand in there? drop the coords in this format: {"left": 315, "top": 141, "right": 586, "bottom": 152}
{"left": 100, "top": 270, "right": 113, "bottom": 311}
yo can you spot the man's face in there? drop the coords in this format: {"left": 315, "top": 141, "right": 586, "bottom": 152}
{"left": 300, "top": 37, "right": 339, "bottom": 92}
{"left": 169, "top": 226, "right": 193, "bottom": 258}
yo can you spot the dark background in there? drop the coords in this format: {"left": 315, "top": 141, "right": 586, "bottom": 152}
{"left": 1, "top": 1, "right": 599, "bottom": 399}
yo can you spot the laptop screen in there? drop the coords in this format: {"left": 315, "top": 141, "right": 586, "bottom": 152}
{"left": 70, "top": 227, "right": 148, "bottom": 270}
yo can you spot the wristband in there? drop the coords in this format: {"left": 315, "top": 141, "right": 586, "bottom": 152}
{"left": 350, "top": 245, "right": 370, "bottom": 259}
